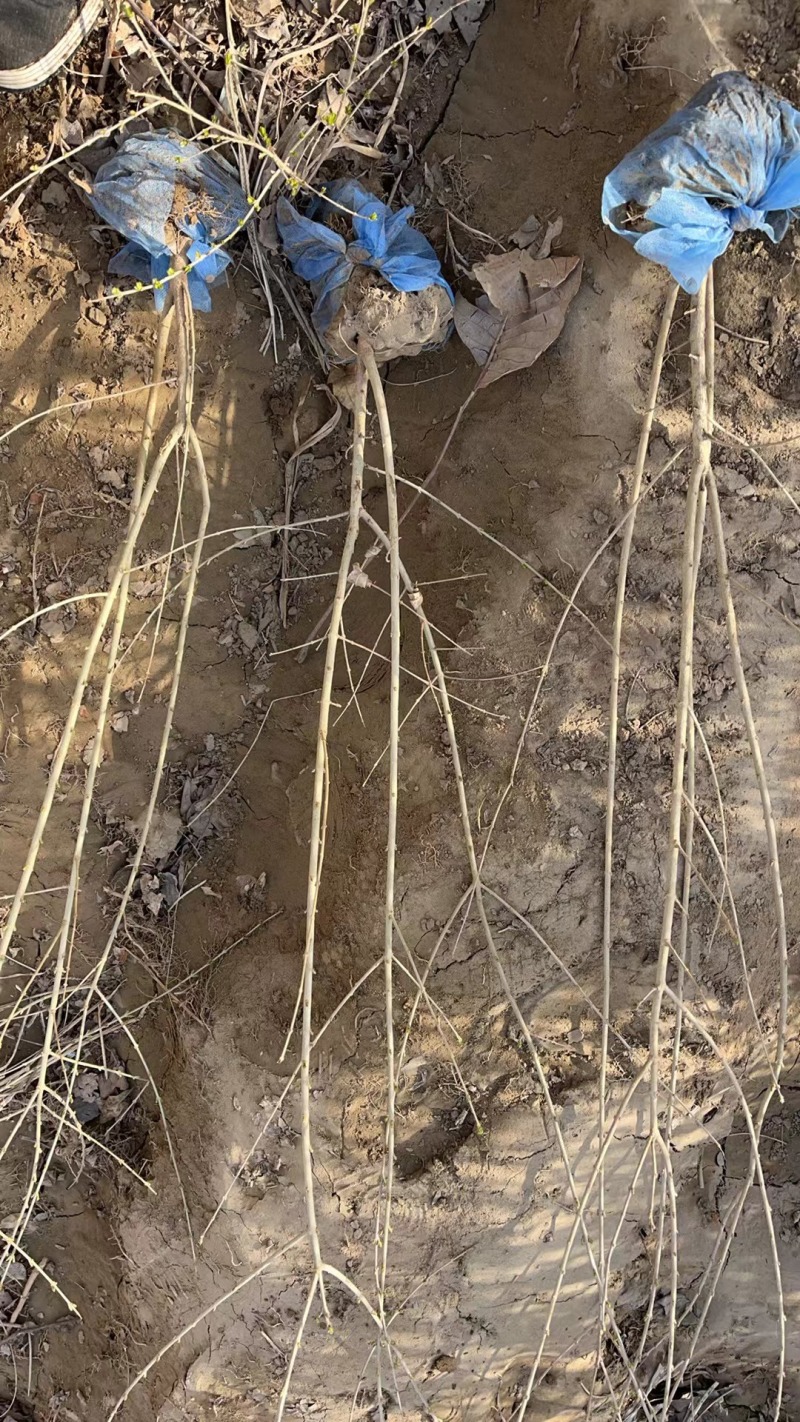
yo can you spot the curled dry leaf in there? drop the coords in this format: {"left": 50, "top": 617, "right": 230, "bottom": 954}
{"left": 454, "top": 250, "right": 582, "bottom": 388}
{"left": 509, "top": 213, "right": 542, "bottom": 250}
{"left": 537, "top": 214, "right": 563, "bottom": 259}
{"left": 348, "top": 564, "right": 373, "bottom": 589}
{"left": 328, "top": 363, "right": 361, "bottom": 412}
{"left": 509, "top": 212, "right": 562, "bottom": 257}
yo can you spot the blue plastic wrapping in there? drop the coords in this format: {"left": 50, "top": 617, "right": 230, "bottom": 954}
{"left": 89, "top": 130, "right": 248, "bottom": 310}
{"left": 602, "top": 72, "right": 800, "bottom": 292}
{"left": 276, "top": 179, "right": 453, "bottom": 342}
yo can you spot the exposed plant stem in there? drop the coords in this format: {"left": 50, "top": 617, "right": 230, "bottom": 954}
{"left": 599, "top": 281, "right": 677, "bottom": 1283}
{"left": 294, "top": 357, "right": 368, "bottom": 1323}
{"left": 362, "top": 346, "right": 400, "bottom": 1321}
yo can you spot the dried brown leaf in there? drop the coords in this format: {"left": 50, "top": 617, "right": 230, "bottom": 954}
{"left": 329, "top": 363, "right": 361, "bottom": 412}
{"left": 474, "top": 249, "right": 577, "bottom": 310}
{"left": 536, "top": 214, "right": 563, "bottom": 258}
{"left": 453, "top": 0, "right": 490, "bottom": 46}
{"left": 453, "top": 293, "right": 503, "bottom": 367}
{"left": 509, "top": 213, "right": 541, "bottom": 250}
{"left": 425, "top": 0, "right": 452, "bottom": 34}
{"left": 454, "top": 250, "right": 582, "bottom": 388}
{"left": 230, "top": 0, "right": 288, "bottom": 42}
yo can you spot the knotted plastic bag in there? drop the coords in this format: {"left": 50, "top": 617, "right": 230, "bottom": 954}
{"left": 602, "top": 71, "right": 800, "bottom": 292}
{"left": 276, "top": 179, "right": 453, "bottom": 351}
{"left": 90, "top": 130, "right": 248, "bottom": 311}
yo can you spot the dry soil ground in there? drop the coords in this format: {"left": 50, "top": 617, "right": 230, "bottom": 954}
{"left": 3, "top": 0, "right": 800, "bottom": 1419}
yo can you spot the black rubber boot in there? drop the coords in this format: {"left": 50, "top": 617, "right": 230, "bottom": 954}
{"left": 0, "top": 0, "right": 104, "bottom": 89}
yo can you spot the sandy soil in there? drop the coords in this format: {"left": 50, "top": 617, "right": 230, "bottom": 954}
{"left": 2, "top": 0, "right": 800, "bottom": 1419}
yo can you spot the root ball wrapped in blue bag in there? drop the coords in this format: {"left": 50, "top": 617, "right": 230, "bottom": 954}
{"left": 90, "top": 130, "right": 248, "bottom": 311}
{"left": 276, "top": 180, "right": 453, "bottom": 362}
{"left": 602, "top": 72, "right": 800, "bottom": 292}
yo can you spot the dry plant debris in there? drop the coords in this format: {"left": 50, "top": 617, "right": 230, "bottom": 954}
{"left": 1, "top": 3, "right": 799, "bottom": 1421}
{"left": 455, "top": 250, "right": 582, "bottom": 386}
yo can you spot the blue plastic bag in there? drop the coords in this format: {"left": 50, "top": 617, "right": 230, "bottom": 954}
{"left": 602, "top": 72, "right": 800, "bottom": 292}
{"left": 89, "top": 130, "right": 248, "bottom": 311}
{"left": 276, "top": 179, "right": 453, "bottom": 343}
